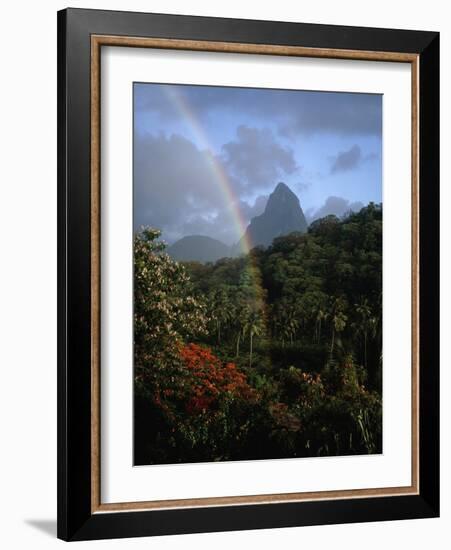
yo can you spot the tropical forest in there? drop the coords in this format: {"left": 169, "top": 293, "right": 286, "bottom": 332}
{"left": 134, "top": 187, "right": 383, "bottom": 465}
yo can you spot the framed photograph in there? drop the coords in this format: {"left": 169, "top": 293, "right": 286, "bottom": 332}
{"left": 57, "top": 8, "right": 439, "bottom": 541}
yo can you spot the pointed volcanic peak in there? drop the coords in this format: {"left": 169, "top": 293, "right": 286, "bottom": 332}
{"left": 239, "top": 182, "right": 308, "bottom": 250}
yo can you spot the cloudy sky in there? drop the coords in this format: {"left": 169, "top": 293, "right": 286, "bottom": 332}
{"left": 134, "top": 83, "right": 382, "bottom": 245}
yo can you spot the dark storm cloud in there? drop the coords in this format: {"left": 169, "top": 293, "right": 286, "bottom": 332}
{"left": 331, "top": 145, "right": 362, "bottom": 174}
{"left": 135, "top": 84, "right": 382, "bottom": 137}
{"left": 134, "top": 132, "right": 271, "bottom": 244}
{"left": 330, "top": 145, "right": 379, "bottom": 174}
{"left": 307, "top": 196, "right": 364, "bottom": 223}
{"left": 134, "top": 133, "right": 232, "bottom": 237}
{"left": 278, "top": 92, "right": 382, "bottom": 138}
{"left": 222, "top": 125, "right": 298, "bottom": 187}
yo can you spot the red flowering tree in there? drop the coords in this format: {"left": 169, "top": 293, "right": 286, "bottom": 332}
{"left": 144, "top": 343, "right": 260, "bottom": 463}
{"left": 179, "top": 343, "right": 256, "bottom": 414}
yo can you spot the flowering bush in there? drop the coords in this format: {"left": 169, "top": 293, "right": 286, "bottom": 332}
{"left": 180, "top": 344, "right": 256, "bottom": 414}
{"left": 135, "top": 340, "right": 261, "bottom": 464}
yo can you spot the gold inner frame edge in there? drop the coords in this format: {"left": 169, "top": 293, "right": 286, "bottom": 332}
{"left": 90, "top": 35, "right": 420, "bottom": 514}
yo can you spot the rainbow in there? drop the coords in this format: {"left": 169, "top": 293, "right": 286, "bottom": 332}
{"left": 158, "top": 84, "right": 268, "bottom": 337}
{"left": 163, "top": 85, "right": 252, "bottom": 255}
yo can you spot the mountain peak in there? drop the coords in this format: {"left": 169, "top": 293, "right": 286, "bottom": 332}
{"left": 168, "top": 182, "right": 308, "bottom": 262}
{"left": 273, "top": 181, "right": 291, "bottom": 193}
{"left": 264, "top": 182, "right": 301, "bottom": 215}
{"left": 238, "top": 182, "right": 308, "bottom": 249}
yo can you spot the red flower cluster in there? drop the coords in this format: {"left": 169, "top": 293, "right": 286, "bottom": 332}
{"left": 179, "top": 343, "right": 255, "bottom": 414}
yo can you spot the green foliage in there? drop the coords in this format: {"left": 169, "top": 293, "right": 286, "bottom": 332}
{"left": 134, "top": 205, "right": 383, "bottom": 464}
{"left": 134, "top": 228, "right": 208, "bottom": 362}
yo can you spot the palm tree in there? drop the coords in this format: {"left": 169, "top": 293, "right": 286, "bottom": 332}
{"left": 280, "top": 306, "right": 299, "bottom": 345}
{"left": 288, "top": 315, "right": 299, "bottom": 345}
{"left": 354, "top": 299, "right": 372, "bottom": 369}
{"left": 330, "top": 311, "right": 347, "bottom": 355}
{"left": 244, "top": 310, "right": 264, "bottom": 367}
{"left": 315, "top": 307, "right": 328, "bottom": 343}
{"left": 210, "top": 289, "right": 231, "bottom": 345}
{"left": 329, "top": 298, "right": 347, "bottom": 356}
{"left": 234, "top": 304, "right": 249, "bottom": 358}
{"left": 275, "top": 307, "right": 290, "bottom": 347}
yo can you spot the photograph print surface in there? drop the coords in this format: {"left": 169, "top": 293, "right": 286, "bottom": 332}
{"left": 133, "top": 82, "right": 383, "bottom": 466}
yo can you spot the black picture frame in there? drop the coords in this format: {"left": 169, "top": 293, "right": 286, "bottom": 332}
{"left": 57, "top": 7, "right": 439, "bottom": 541}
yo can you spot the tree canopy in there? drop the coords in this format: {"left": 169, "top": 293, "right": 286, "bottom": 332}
{"left": 134, "top": 205, "right": 383, "bottom": 464}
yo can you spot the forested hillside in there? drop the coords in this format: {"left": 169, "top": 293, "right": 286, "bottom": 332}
{"left": 134, "top": 203, "right": 382, "bottom": 465}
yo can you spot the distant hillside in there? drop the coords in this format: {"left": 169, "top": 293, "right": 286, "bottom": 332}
{"left": 167, "top": 235, "right": 231, "bottom": 263}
